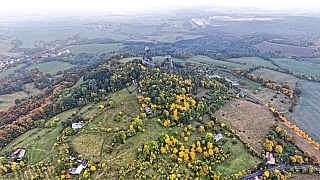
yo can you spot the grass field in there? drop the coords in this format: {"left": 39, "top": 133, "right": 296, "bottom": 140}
{"left": 61, "top": 43, "right": 123, "bottom": 56}
{"left": 0, "top": 91, "right": 28, "bottom": 110}
{"left": 273, "top": 58, "right": 320, "bottom": 77}
{"left": 287, "top": 80, "right": 320, "bottom": 142}
{"left": 0, "top": 83, "right": 41, "bottom": 110}
{"left": 252, "top": 68, "right": 299, "bottom": 88}
{"left": 0, "top": 64, "right": 25, "bottom": 78}
{"left": 214, "top": 99, "right": 276, "bottom": 153}
{"left": 186, "top": 56, "right": 249, "bottom": 70}
{"left": 26, "top": 61, "right": 75, "bottom": 75}
{"left": 230, "top": 57, "right": 278, "bottom": 69}
{"left": 214, "top": 138, "right": 261, "bottom": 175}
{"left": 71, "top": 76, "right": 84, "bottom": 89}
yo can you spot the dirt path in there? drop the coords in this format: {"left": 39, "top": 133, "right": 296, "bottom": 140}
{"left": 24, "top": 171, "right": 29, "bottom": 180}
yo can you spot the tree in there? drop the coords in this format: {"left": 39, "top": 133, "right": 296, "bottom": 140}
{"left": 14, "top": 99, "right": 21, "bottom": 105}
{"left": 275, "top": 145, "right": 283, "bottom": 154}
{"left": 294, "top": 87, "right": 302, "bottom": 95}
{"left": 64, "top": 127, "right": 74, "bottom": 136}
{"left": 90, "top": 165, "right": 96, "bottom": 171}
{"left": 205, "top": 133, "right": 214, "bottom": 143}
{"left": 304, "top": 151, "right": 311, "bottom": 157}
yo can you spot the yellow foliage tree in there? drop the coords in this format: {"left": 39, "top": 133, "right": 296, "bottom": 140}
{"left": 190, "top": 151, "right": 196, "bottom": 160}
{"left": 208, "top": 149, "right": 214, "bottom": 156}
{"left": 90, "top": 165, "right": 96, "bottom": 171}
{"left": 275, "top": 145, "right": 283, "bottom": 154}
{"left": 196, "top": 146, "right": 203, "bottom": 153}
{"left": 179, "top": 151, "right": 184, "bottom": 158}
{"left": 199, "top": 125, "right": 205, "bottom": 132}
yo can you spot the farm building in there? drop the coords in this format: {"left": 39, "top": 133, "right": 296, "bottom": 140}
{"left": 75, "top": 159, "right": 88, "bottom": 174}
{"left": 266, "top": 152, "right": 275, "bottom": 164}
{"left": 68, "top": 168, "right": 77, "bottom": 174}
{"left": 10, "top": 147, "right": 26, "bottom": 161}
{"left": 145, "top": 106, "right": 151, "bottom": 114}
{"left": 214, "top": 133, "right": 223, "bottom": 142}
{"left": 72, "top": 122, "right": 83, "bottom": 129}
{"left": 237, "top": 91, "right": 245, "bottom": 98}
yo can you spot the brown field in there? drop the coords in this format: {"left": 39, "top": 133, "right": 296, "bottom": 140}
{"left": 241, "top": 87, "right": 292, "bottom": 113}
{"left": 214, "top": 99, "right": 276, "bottom": 153}
{"left": 254, "top": 41, "right": 315, "bottom": 57}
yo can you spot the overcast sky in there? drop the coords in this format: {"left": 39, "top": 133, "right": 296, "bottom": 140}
{"left": 1, "top": 0, "right": 320, "bottom": 15}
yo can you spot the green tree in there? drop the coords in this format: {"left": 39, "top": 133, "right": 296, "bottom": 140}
{"left": 205, "top": 132, "right": 215, "bottom": 143}
{"left": 64, "top": 127, "right": 74, "bottom": 136}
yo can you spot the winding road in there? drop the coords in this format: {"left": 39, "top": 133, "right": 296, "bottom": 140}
{"left": 236, "top": 164, "right": 320, "bottom": 180}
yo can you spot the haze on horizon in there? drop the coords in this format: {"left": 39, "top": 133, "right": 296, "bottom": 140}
{"left": 1, "top": 0, "right": 320, "bottom": 16}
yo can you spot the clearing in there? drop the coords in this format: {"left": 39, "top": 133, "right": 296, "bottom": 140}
{"left": 26, "top": 61, "right": 75, "bottom": 75}
{"left": 214, "top": 99, "right": 276, "bottom": 153}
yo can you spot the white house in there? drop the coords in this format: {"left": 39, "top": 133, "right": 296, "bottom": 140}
{"left": 214, "top": 133, "right": 223, "bottom": 142}
{"left": 72, "top": 123, "right": 83, "bottom": 129}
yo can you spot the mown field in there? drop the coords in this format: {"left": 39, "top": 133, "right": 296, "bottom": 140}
{"left": 26, "top": 61, "right": 75, "bottom": 75}
{"left": 61, "top": 43, "right": 123, "bottom": 56}
{"left": 214, "top": 99, "right": 276, "bottom": 153}
{"left": 288, "top": 80, "right": 320, "bottom": 142}
{"left": 254, "top": 41, "right": 315, "bottom": 56}
{"left": 229, "top": 57, "right": 278, "bottom": 69}
{"left": 273, "top": 58, "right": 320, "bottom": 77}
{"left": 186, "top": 56, "right": 276, "bottom": 71}
{"left": 252, "top": 68, "right": 299, "bottom": 89}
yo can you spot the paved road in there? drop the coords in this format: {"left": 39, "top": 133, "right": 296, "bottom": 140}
{"left": 237, "top": 164, "right": 319, "bottom": 180}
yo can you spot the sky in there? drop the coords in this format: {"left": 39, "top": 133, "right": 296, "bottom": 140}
{"left": 1, "top": 0, "right": 320, "bottom": 16}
